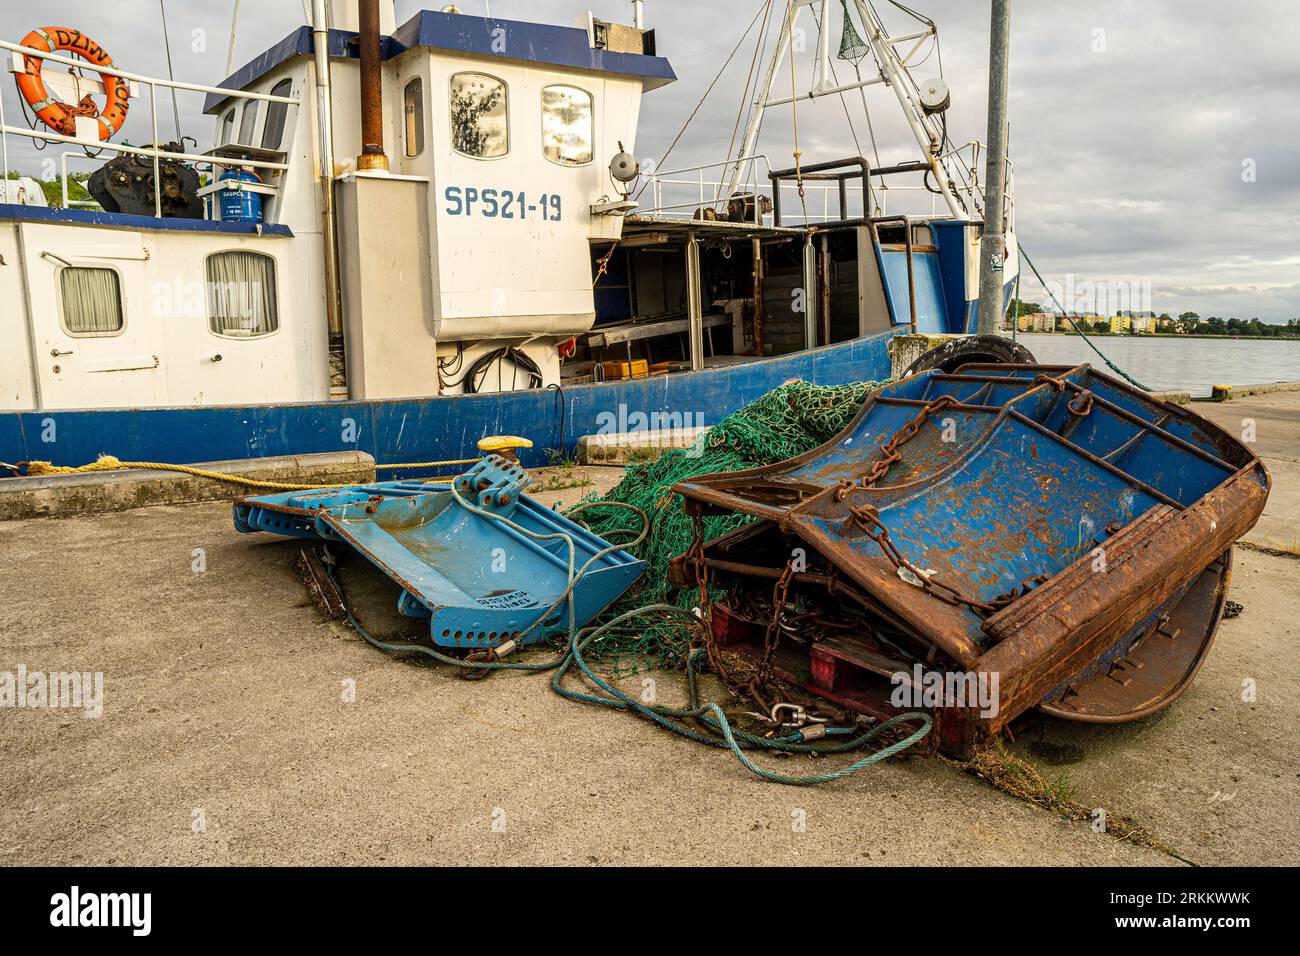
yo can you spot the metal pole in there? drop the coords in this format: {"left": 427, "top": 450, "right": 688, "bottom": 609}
{"left": 0, "top": 60, "right": 10, "bottom": 188}
{"left": 226, "top": 0, "right": 242, "bottom": 77}
{"left": 686, "top": 234, "right": 704, "bottom": 371}
{"left": 976, "top": 0, "right": 1011, "bottom": 336}
{"left": 633, "top": 1, "right": 645, "bottom": 29}
{"left": 801, "top": 236, "right": 818, "bottom": 349}
{"left": 357, "top": 0, "right": 389, "bottom": 171}
{"left": 149, "top": 83, "right": 163, "bottom": 218}
{"left": 313, "top": 0, "right": 344, "bottom": 341}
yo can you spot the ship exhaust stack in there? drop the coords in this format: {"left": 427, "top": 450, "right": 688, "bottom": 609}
{"left": 356, "top": 0, "right": 389, "bottom": 172}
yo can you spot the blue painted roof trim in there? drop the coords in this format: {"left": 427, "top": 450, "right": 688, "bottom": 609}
{"left": 0, "top": 203, "right": 294, "bottom": 237}
{"left": 390, "top": 12, "right": 675, "bottom": 89}
{"left": 204, "top": 10, "right": 674, "bottom": 113}
{"left": 204, "top": 26, "right": 377, "bottom": 114}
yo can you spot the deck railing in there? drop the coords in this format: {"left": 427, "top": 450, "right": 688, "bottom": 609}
{"left": 638, "top": 146, "right": 1015, "bottom": 229}
{"left": 1, "top": 38, "right": 297, "bottom": 219}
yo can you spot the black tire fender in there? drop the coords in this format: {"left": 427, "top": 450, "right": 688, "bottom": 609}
{"left": 902, "top": 334, "right": 1037, "bottom": 377}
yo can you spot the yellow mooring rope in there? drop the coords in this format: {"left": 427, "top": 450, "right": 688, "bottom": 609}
{"left": 17, "top": 455, "right": 484, "bottom": 492}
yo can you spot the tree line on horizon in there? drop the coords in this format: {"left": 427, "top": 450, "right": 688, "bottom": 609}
{"left": 1010, "top": 301, "right": 1300, "bottom": 338}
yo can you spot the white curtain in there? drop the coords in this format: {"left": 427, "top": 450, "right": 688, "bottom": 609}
{"left": 206, "top": 252, "right": 278, "bottom": 336}
{"left": 61, "top": 268, "right": 123, "bottom": 334}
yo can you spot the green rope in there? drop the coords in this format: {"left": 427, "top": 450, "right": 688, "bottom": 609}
{"left": 327, "top": 524, "right": 932, "bottom": 785}
{"left": 1018, "top": 242, "right": 1152, "bottom": 391}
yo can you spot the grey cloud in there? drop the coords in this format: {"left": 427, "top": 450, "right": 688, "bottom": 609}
{"left": 5, "top": 0, "right": 1297, "bottom": 320}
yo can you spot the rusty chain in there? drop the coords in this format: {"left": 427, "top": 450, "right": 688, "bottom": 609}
{"left": 847, "top": 504, "right": 1000, "bottom": 618}
{"left": 833, "top": 394, "right": 962, "bottom": 501}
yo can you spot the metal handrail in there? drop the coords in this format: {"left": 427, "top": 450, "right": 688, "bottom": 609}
{"left": 1, "top": 38, "right": 297, "bottom": 219}
{"left": 639, "top": 149, "right": 1012, "bottom": 225}
{"left": 644, "top": 154, "right": 773, "bottom": 224}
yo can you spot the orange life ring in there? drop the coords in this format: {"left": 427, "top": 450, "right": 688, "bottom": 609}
{"left": 16, "top": 26, "right": 129, "bottom": 141}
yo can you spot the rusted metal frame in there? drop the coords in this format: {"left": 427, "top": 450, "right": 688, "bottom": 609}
{"left": 919, "top": 370, "right": 1045, "bottom": 406}
{"left": 680, "top": 398, "right": 1012, "bottom": 523}
{"left": 690, "top": 553, "right": 938, "bottom": 665}
{"left": 677, "top": 490, "right": 789, "bottom": 522}
{"left": 1004, "top": 408, "right": 1186, "bottom": 511}
{"left": 978, "top": 477, "right": 1266, "bottom": 725}
{"left": 1039, "top": 551, "right": 1234, "bottom": 724}
{"left": 751, "top": 237, "right": 764, "bottom": 357}
{"left": 962, "top": 381, "right": 996, "bottom": 405}
{"left": 1053, "top": 379, "right": 1239, "bottom": 475}
{"left": 675, "top": 385, "right": 891, "bottom": 496}
{"left": 782, "top": 515, "right": 986, "bottom": 667}
{"left": 866, "top": 215, "right": 918, "bottom": 330}
{"left": 872, "top": 395, "right": 999, "bottom": 412}
{"left": 819, "top": 233, "right": 832, "bottom": 346}
{"left": 1100, "top": 428, "right": 1149, "bottom": 466}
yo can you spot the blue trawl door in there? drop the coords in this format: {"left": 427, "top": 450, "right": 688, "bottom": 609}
{"left": 877, "top": 245, "right": 950, "bottom": 334}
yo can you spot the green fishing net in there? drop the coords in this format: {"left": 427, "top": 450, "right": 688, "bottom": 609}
{"left": 837, "top": 0, "right": 870, "bottom": 64}
{"left": 573, "top": 378, "right": 889, "bottom": 676}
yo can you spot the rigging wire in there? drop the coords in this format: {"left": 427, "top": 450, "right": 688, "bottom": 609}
{"left": 717, "top": 0, "right": 775, "bottom": 204}
{"left": 159, "top": 0, "right": 184, "bottom": 141}
{"left": 632, "top": 0, "right": 769, "bottom": 201}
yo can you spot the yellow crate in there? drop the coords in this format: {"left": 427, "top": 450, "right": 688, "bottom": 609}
{"left": 601, "top": 359, "right": 650, "bottom": 380}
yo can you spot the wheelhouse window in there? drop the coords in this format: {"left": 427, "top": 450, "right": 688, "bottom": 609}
{"left": 237, "top": 99, "right": 260, "bottom": 146}
{"left": 260, "top": 79, "right": 293, "bottom": 151}
{"left": 60, "top": 267, "right": 123, "bottom": 335}
{"left": 404, "top": 77, "right": 425, "bottom": 158}
{"left": 541, "top": 85, "right": 593, "bottom": 166}
{"left": 206, "top": 252, "right": 279, "bottom": 337}
{"left": 219, "top": 109, "right": 236, "bottom": 145}
{"left": 450, "top": 73, "right": 507, "bottom": 158}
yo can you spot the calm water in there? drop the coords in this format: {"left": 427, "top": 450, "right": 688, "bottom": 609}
{"left": 1015, "top": 334, "right": 1300, "bottom": 398}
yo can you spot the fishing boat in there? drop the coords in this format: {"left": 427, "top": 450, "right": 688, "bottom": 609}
{"left": 0, "top": 0, "right": 1022, "bottom": 473}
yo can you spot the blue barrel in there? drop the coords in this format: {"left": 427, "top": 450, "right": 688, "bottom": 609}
{"left": 218, "top": 168, "right": 264, "bottom": 223}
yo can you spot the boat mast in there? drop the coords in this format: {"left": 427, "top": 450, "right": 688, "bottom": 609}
{"left": 852, "top": 0, "right": 962, "bottom": 218}
{"left": 226, "top": 0, "right": 242, "bottom": 76}
{"left": 726, "top": 0, "right": 964, "bottom": 219}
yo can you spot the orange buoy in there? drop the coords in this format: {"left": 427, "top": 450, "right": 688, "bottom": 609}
{"left": 15, "top": 26, "right": 129, "bottom": 141}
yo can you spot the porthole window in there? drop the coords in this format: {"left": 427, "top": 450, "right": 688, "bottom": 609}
{"left": 60, "top": 267, "right": 123, "bottom": 335}
{"left": 261, "top": 79, "right": 293, "bottom": 151}
{"left": 237, "top": 99, "right": 260, "bottom": 146}
{"left": 206, "top": 251, "right": 279, "bottom": 337}
{"left": 541, "top": 85, "right": 593, "bottom": 166}
{"left": 404, "top": 77, "right": 425, "bottom": 158}
{"left": 450, "top": 72, "right": 508, "bottom": 159}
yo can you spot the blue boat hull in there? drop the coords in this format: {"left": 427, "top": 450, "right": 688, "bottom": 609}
{"left": 0, "top": 329, "right": 901, "bottom": 475}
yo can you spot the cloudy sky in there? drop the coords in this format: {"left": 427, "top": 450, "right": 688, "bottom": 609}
{"left": 6, "top": 0, "right": 1298, "bottom": 321}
